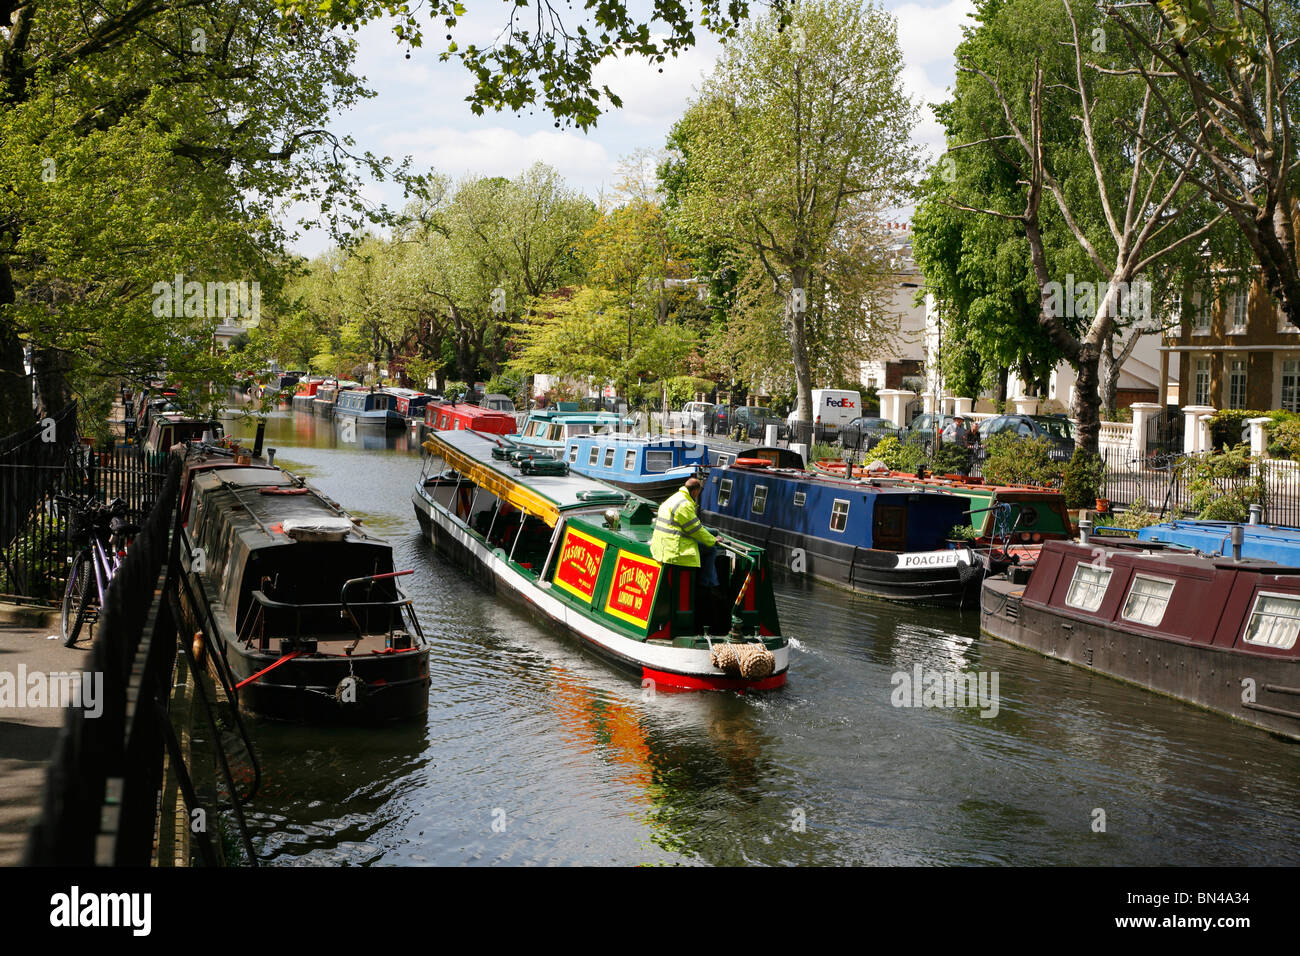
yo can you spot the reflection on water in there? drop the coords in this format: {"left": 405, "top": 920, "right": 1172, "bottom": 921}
{"left": 223, "top": 410, "right": 1300, "bottom": 866}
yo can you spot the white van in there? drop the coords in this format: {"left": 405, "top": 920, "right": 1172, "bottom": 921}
{"left": 809, "top": 389, "right": 861, "bottom": 432}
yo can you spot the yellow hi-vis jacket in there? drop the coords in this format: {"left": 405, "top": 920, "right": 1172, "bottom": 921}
{"left": 650, "top": 487, "right": 716, "bottom": 567}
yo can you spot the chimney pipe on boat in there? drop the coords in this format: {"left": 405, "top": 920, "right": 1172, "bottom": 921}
{"left": 1249, "top": 503, "right": 1262, "bottom": 525}
{"left": 267, "top": 448, "right": 276, "bottom": 466}
{"left": 253, "top": 421, "right": 266, "bottom": 458}
{"left": 1231, "top": 525, "right": 1244, "bottom": 561}
{"left": 1078, "top": 518, "right": 1091, "bottom": 545}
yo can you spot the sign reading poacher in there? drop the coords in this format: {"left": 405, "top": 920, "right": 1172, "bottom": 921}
{"left": 893, "top": 548, "right": 973, "bottom": 569}
{"left": 603, "top": 551, "right": 662, "bottom": 628}
{"left": 554, "top": 527, "right": 606, "bottom": 604}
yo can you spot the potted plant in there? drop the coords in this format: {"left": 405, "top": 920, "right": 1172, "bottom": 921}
{"left": 947, "top": 523, "right": 978, "bottom": 547}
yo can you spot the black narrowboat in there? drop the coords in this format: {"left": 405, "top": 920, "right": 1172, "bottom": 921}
{"left": 179, "top": 460, "right": 429, "bottom": 722}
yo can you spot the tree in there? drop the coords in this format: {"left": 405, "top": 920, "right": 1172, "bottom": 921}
{"left": 933, "top": 0, "right": 1225, "bottom": 452}
{"left": 1105, "top": 0, "right": 1300, "bottom": 329}
{"left": 668, "top": 0, "right": 919, "bottom": 420}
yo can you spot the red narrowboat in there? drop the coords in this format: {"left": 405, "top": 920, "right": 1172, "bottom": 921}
{"left": 422, "top": 401, "right": 517, "bottom": 438}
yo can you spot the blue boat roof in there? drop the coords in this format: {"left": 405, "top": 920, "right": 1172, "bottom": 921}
{"left": 1135, "top": 521, "right": 1300, "bottom": 563}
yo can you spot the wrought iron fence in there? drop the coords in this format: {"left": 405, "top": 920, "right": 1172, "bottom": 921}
{"left": 1, "top": 409, "right": 167, "bottom": 604}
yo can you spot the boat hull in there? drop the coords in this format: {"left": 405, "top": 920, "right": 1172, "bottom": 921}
{"left": 703, "top": 509, "right": 983, "bottom": 608}
{"left": 412, "top": 487, "right": 788, "bottom": 691}
{"left": 981, "top": 575, "right": 1300, "bottom": 740}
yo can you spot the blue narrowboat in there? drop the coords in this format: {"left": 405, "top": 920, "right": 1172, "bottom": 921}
{"left": 699, "top": 459, "right": 983, "bottom": 607}
{"left": 1134, "top": 519, "right": 1300, "bottom": 563}
{"left": 334, "top": 389, "right": 405, "bottom": 429}
{"left": 514, "top": 410, "right": 636, "bottom": 453}
{"left": 563, "top": 436, "right": 708, "bottom": 502}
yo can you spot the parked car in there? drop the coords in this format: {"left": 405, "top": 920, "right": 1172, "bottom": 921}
{"left": 681, "top": 401, "right": 715, "bottom": 429}
{"left": 902, "top": 413, "right": 958, "bottom": 454}
{"left": 838, "top": 417, "right": 900, "bottom": 451}
{"left": 976, "top": 414, "right": 1075, "bottom": 462}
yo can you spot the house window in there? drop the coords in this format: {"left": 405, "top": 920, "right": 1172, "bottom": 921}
{"left": 1228, "top": 359, "right": 1247, "bottom": 409}
{"left": 624, "top": 449, "right": 636, "bottom": 471}
{"left": 718, "top": 478, "right": 733, "bottom": 508}
{"left": 1065, "top": 563, "right": 1112, "bottom": 612}
{"left": 1122, "top": 574, "right": 1175, "bottom": 626}
{"left": 603, "top": 447, "right": 616, "bottom": 468}
{"left": 588, "top": 447, "right": 599, "bottom": 467}
{"left": 1243, "top": 592, "right": 1300, "bottom": 650}
{"left": 1278, "top": 306, "right": 1298, "bottom": 333}
{"left": 645, "top": 451, "right": 674, "bottom": 473}
{"left": 751, "top": 485, "right": 768, "bottom": 515}
{"left": 793, "top": 491, "right": 807, "bottom": 508}
{"left": 1282, "top": 360, "right": 1300, "bottom": 413}
{"left": 1230, "top": 291, "right": 1249, "bottom": 334}
{"left": 1193, "top": 293, "right": 1212, "bottom": 334}
{"left": 1194, "top": 358, "right": 1211, "bottom": 406}
{"left": 830, "top": 499, "right": 850, "bottom": 533}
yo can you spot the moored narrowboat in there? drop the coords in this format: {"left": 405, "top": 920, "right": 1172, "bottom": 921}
{"left": 310, "top": 380, "right": 360, "bottom": 417}
{"left": 179, "top": 458, "right": 430, "bottom": 722}
{"left": 388, "top": 388, "right": 433, "bottom": 422}
{"left": 562, "top": 435, "right": 708, "bottom": 502}
{"left": 981, "top": 535, "right": 1300, "bottom": 740}
{"left": 411, "top": 429, "right": 789, "bottom": 691}
{"left": 514, "top": 409, "right": 635, "bottom": 454}
{"left": 291, "top": 378, "right": 324, "bottom": 411}
{"left": 699, "top": 459, "right": 984, "bottom": 607}
{"left": 334, "top": 388, "right": 405, "bottom": 429}
{"left": 420, "top": 400, "right": 517, "bottom": 442}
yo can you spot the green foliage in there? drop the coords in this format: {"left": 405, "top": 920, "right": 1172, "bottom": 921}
{"left": 1179, "top": 445, "right": 1266, "bottom": 521}
{"left": 929, "top": 443, "right": 973, "bottom": 476}
{"left": 442, "top": 380, "right": 470, "bottom": 403}
{"left": 1208, "top": 408, "right": 1300, "bottom": 450}
{"left": 864, "top": 436, "right": 904, "bottom": 469}
{"left": 947, "top": 523, "right": 978, "bottom": 541}
{"left": 1106, "top": 497, "right": 1163, "bottom": 531}
{"left": 1268, "top": 420, "right": 1300, "bottom": 461}
{"left": 810, "top": 442, "right": 840, "bottom": 463}
{"left": 1061, "top": 449, "right": 1107, "bottom": 509}
{"left": 981, "top": 433, "right": 1061, "bottom": 487}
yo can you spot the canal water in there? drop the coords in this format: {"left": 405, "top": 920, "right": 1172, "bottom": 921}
{"left": 229, "top": 410, "right": 1300, "bottom": 866}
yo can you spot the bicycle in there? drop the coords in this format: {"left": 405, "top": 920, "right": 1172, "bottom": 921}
{"left": 57, "top": 495, "right": 140, "bottom": 647}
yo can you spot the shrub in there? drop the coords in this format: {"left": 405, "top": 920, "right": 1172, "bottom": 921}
{"left": 1179, "top": 444, "right": 1266, "bottom": 521}
{"left": 947, "top": 522, "right": 978, "bottom": 540}
{"left": 1208, "top": 408, "right": 1300, "bottom": 450}
{"left": 810, "top": 441, "right": 839, "bottom": 462}
{"left": 1106, "top": 496, "right": 1163, "bottom": 530}
{"left": 865, "top": 435, "right": 905, "bottom": 469}
{"left": 1061, "top": 449, "right": 1107, "bottom": 508}
{"left": 981, "top": 433, "right": 1061, "bottom": 487}
{"left": 929, "top": 442, "right": 973, "bottom": 475}
{"left": 1269, "top": 419, "right": 1300, "bottom": 460}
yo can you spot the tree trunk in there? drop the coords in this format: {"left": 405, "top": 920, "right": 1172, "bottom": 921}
{"left": 788, "top": 269, "right": 813, "bottom": 422}
{"left": 994, "top": 367, "right": 1008, "bottom": 411}
{"left": 1072, "top": 342, "right": 1102, "bottom": 456}
{"left": 0, "top": 262, "right": 34, "bottom": 435}
{"left": 32, "top": 348, "right": 71, "bottom": 419}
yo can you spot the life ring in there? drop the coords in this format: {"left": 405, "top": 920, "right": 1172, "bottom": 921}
{"left": 734, "top": 457, "right": 773, "bottom": 468}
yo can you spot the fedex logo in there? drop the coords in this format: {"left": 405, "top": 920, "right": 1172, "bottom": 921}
{"left": 825, "top": 397, "right": 855, "bottom": 408}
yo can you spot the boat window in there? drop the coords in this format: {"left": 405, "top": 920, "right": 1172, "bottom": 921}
{"left": 715, "top": 454, "right": 732, "bottom": 467}
{"left": 588, "top": 447, "right": 600, "bottom": 467}
{"left": 751, "top": 485, "right": 768, "bottom": 515}
{"left": 1121, "top": 574, "right": 1175, "bottom": 626}
{"left": 604, "top": 447, "right": 616, "bottom": 468}
{"left": 440, "top": 414, "right": 450, "bottom": 428}
{"left": 568, "top": 445, "right": 578, "bottom": 463}
{"left": 830, "top": 499, "right": 849, "bottom": 532}
{"left": 624, "top": 449, "right": 636, "bottom": 471}
{"left": 645, "top": 451, "right": 674, "bottom": 473}
{"left": 1065, "top": 563, "right": 1112, "bottom": 612}
{"left": 794, "top": 492, "right": 807, "bottom": 508}
{"left": 1243, "top": 592, "right": 1300, "bottom": 649}
{"left": 718, "top": 479, "right": 733, "bottom": 508}
{"left": 548, "top": 424, "right": 563, "bottom": 441}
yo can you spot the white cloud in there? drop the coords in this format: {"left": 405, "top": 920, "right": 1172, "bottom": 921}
{"left": 385, "top": 126, "right": 613, "bottom": 186}
{"left": 892, "top": 0, "right": 976, "bottom": 68}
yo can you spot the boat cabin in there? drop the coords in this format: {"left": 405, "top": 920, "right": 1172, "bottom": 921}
{"left": 423, "top": 401, "right": 517, "bottom": 435}
{"left": 1135, "top": 520, "right": 1300, "bottom": 563}
{"left": 144, "top": 416, "right": 223, "bottom": 467}
{"left": 514, "top": 410, "right": 635, "bottom": 451}
{"left": 563, "top": 436, "right": 707, "bottom": 482}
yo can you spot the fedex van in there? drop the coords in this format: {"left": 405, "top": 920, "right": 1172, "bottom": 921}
{"left": 810, "top": 389, "right": 861, "bottom": 433}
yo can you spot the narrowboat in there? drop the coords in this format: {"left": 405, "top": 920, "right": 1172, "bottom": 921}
{"left": 514, "top": 409, "right": 635, "bottom": 453}
{"left": 699, "top": 459, "right": 984, "bottom": 607}
{"left": 562, "top": 435, "right": 709, "bottom": 502}
{"left": 388, "top": 388, "right": 433, "bottom": 423}
{"left": 981, "top": 532, "right": 1300, "bottom": 741}
{"left": 310, "top": 380, "right": 360, "bottom": 417}
{"left": 143, "top": 415, "right": 223, "bottom": 469}
{"left": 421, "top": 401, "right": 518, "bottom": 442}
{"left": 291, "top": 378, "right": 324, "bottom": 412}
{"left": 179, "top": 456, "right": 430, "bottom": 722}
{"left": 334, "top": 388, "right": 405, "bottom": 429}
{"left": 1133, "top": 518, "right": 1300, "bottom": 561}
{"left": 411, "top": 429, "right": 789, "bottom": 691}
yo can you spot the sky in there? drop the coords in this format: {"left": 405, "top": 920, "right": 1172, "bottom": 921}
{"left": 290, "top": 0, "right": 976, "bottom": 257}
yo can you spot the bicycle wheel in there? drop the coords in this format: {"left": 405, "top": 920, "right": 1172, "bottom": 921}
{"left": 61, "top": 552, "right": 92, "bottom": 647}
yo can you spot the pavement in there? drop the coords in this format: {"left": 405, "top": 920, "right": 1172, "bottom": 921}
{"left": 0, "top": 612, "right": 91, "bottom": 866}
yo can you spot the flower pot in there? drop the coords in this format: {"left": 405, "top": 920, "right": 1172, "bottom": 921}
{"left": 1095, "top": 498, "right": 1110, "bottom": 513}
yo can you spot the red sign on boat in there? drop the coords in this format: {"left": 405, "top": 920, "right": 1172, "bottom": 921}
{"left": 603, "top": 551, "right": 661, "bottom": 628}
{"left": 554, "top": 527, "right": 605, "bottom": 604}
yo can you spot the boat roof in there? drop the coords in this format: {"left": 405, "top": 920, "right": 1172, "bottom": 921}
{"left": 1135, "top": 520, "right": 1300, "bottom": 562}
{"left": 422, "top": 428, "right": 647, "bottom": 526}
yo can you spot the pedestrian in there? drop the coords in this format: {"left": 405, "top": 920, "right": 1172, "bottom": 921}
{"left": 940, "top": 415, "right": 976, "bottom": 475}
